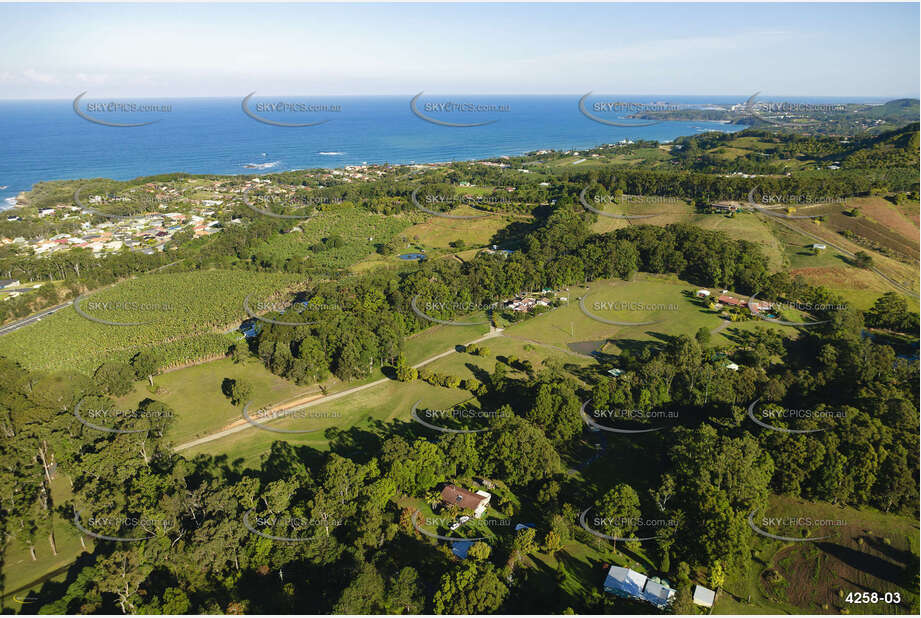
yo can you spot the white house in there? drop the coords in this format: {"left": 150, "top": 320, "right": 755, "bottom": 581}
{"left": 696, "top": 289, "right": 711, "bottom": 298}
{"left": 811, "top": 243, "right": 827, "bottom": 250}
{"left": 725, "top": 362, "right": 740, "bottom": 371}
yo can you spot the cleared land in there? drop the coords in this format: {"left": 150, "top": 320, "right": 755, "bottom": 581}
{"left": 717, "top": 494, "right": 919, "bottom": 615}
{"left": 503, "top": 275, "right": 801, "bottom": 355}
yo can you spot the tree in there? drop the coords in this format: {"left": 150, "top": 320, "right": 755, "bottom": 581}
{"left": 595, "top": 483, "right": 642, "bottom": 548}
{"left": 229, "top": 378, "right": 253, "bottom": 406}
{"left": 130, "top": 351, "right": 159, "bottom": 385}
{"left": 468, "top": 541, "right": 492, "bottom": 561}
{"left": 543, "top": 530, "right": 563, "bottom": 555}
{"left": 525, "top": 379, "right": 582, "bottom": 444}
{"left": 865, "top": 292, "right": 919, "bottom": 333}
{"left": 853, "top": 251, "right": 873, "bottom": 269}
{"left": 333, "top": 563, "right": 386, "bottom": 614}
{"left": 484, "top": 416, "right": 561, "bottom": 485}
{"left": 394, "top": 353, "right": 417, "bottom": 382}
{"left": 386, "top": 567, "right": 425, "bottom": 614}
{"left": 513, "top": 527, "right": 537, "bottom": 555}
{"left": 93, "top": 362, "right": 134, "bottom": 397}
{"left": 433, "top": 563, "right": 508, "bottom": 614}
{"left": 709, "top": 560, "right": 726, "bottom": 591}
{"left": 695, "top": 326, "right": 711, "bottom": 346}
{"left": 230, "top": 342, "right": 249, "bottom": 364}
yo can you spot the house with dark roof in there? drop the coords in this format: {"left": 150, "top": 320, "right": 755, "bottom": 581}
{"left": 440, "top": 485, "right": 491, "bottom": 518}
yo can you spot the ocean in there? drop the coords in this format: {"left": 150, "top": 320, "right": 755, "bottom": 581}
{"left": 0, "top": 94, "right": 887, "bottom": 208}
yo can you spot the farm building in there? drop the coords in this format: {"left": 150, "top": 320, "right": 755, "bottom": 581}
{"left": 696, "top": 289, "right": 711, "bottom": 298}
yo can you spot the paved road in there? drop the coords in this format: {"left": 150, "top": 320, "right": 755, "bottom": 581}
{"left": 174, "top": 328, "right": 502, "bottom": 452}
{"left": 0, "top": 301, "right": 72, "bottom": 336}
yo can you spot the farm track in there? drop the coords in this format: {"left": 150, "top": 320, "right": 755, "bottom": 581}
{"left": 173, "top": 328, "right": 503, "bottom": 452}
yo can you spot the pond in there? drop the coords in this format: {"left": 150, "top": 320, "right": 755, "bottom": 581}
{"left": 399, "top": 252, "right": 427, "bottom": 260}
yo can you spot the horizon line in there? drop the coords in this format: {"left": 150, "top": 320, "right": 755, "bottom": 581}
{"left": 0, "top": 93, "right": 916, "bottom": 102}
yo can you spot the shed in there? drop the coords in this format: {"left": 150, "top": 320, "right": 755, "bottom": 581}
{"left": 693, "top": 584, "right": 716, "bottom": 608}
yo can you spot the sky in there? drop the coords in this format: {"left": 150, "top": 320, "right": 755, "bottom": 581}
{"left": 0, "top": 2, "right": 918, "bottom": 99}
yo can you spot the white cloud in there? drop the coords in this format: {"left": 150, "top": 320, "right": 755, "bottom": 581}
{"left": 22, "top": 68, "right": 58, "bottom": 84}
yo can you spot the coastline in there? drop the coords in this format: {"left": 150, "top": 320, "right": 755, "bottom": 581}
{"left": 0, "top": 135, "right": 691, "bottom": 212}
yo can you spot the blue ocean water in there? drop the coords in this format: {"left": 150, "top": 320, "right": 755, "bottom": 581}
{"left": 0, "top": 94, "right": 887, "bottom": 208}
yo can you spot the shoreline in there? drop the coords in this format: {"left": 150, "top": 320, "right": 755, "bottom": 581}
{"left": 0, "top": 135, "right": 693, "bottom": 211}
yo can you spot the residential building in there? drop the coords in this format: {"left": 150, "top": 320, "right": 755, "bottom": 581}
{"left": 603, "top": 565, "right": 676, "bottom": 610}
{"left": 440, "top": 485, "right": 492, "bottom": 518}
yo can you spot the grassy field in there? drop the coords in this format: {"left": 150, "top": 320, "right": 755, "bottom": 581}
{"left": 716, "top": 494, "right": 919, "bottom": 615}
{"left": 181, "top": 333, "right": 588, "bottom": 466}
{"left": 1, "top": 269, "right": 304, "bottom": 373}
{"left": 104, "top": 318, "right": 493, "bottom": 451}
{"left": 181, "top": 368, "right": 473, "bottom": 464}
{"left": 115, "top": 357, "right": 315, "bottom": 445}
{"left": 503, "top": 275, "right": 800, "bottom": 355}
